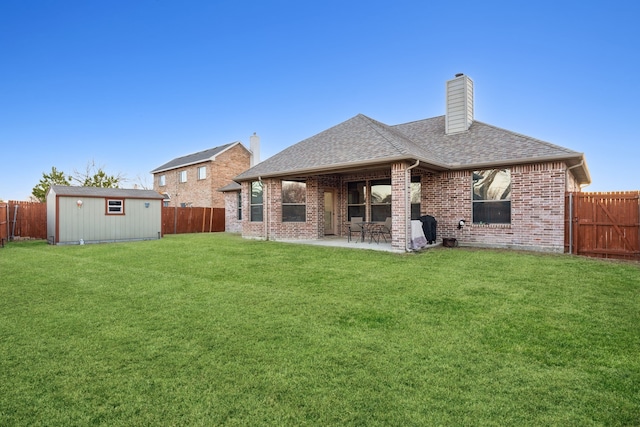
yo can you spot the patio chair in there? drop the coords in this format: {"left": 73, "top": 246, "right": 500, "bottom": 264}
{"left": 376, "top": 217, "right": 392, "bottom": 243}
{"left": 348, "top": 217, "right": 363, "bottom": 242}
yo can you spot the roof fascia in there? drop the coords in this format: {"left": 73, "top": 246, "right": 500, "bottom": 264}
{"left": 450, "top": 153, "right": 591, "bottom": 185}
{"left": 235, "top": 152, "right": 591, "bottom": 185}
{"left": 234, "top": 155, "right": 450, "bottom": 182}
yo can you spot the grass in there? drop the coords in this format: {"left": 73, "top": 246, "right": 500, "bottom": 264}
{"left": 0, "top": 233, "right": 638, "bottom": 426}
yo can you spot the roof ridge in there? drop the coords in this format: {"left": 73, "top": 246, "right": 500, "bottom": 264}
{"left": 173, "top": 141, "right": 238, "bottom": 160}
{"left": 150, "top": 141, "right": 245, "bottom": 173}
{"left": 359, "top": 115, "right": 413, "bottom": 155}
{"left": 394, "top": 115, "right": 444, "bottom": 127}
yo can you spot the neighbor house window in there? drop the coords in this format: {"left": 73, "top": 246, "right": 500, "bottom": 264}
{"left": 472, "top": 169, "right": 511, "bottom": 224}
{"left": 237, "top": 192, "right": 242, "bottom": 220}
{"left": 347, "top": 181, "right": 365, "bottom": 221}
{"left": 282, "top": 180, "right": 306, "bottom": 222}
{"left": 250, "top": 181, "right": 263, "bottom": 222}
{"left": 411, "top": 176, "right": 421, "bottom": 220}
{"left": 370, "top": 179, "right": 391, "bottom": 222}
{"left": 159, "top": 175, "right": 166, "bottom": 186}
{"left": 179, "top": 170, "right": 187, "bottom": 183}
{"left": 106, "top": 199, "right": 124, "bottom": 215}
{"left": 198, "top": 166, "right": 206, "bottom": 180}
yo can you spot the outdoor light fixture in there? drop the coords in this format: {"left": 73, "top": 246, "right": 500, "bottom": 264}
{"left": 77, "top": 200, "right": 83, "bottom": 208}
{"left": 458, "top": 219, "right": 466, "bottom": 229}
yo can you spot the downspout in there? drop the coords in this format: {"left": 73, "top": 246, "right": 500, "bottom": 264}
{"left": 566, "top": 161, "right": 584, "bottom": 255}
{"left": 258, "top": 176, "right": 268, "bottom": 241}
{"left": 405, "top": 160, "right": 420, "bottom": 251}
{"left": 565, "top": 161, "right": 584, "bottom": 191}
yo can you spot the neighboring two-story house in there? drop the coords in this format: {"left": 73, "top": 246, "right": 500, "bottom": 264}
{"left": 151, "top": 135, "right": 257, "bottom": 208}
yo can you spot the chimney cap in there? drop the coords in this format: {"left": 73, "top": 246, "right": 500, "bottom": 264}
{"left": 455, "top": 73, "right": 464, "bottom": 77}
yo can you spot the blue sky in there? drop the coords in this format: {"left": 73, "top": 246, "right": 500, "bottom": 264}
{"left": 1, "top": 0, "right": 639, "bottom": 201}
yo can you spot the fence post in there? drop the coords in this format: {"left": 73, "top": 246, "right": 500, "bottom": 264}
{"left": 10, "top": 204, "right": 18, "bottom": 240}
{"left": 568, "top": 192, "right": 573, "bottom": 254}
{"left": 174, "top": 206, "right": 178, "bottom": 235}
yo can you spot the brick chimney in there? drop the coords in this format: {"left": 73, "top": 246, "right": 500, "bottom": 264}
{"left": 250, "top": 132, "right": 260, "bottom": 166}
{"left": 445, "top": 73, "right": 474, "bottom": 134}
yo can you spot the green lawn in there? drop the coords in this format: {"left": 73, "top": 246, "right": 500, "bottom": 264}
{"left": 1, "top": 234, "right": 638, "bottom": 426}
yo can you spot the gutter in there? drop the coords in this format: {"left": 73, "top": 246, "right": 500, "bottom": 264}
{"left": 566, "top": 160, "right": 585, "bottom": 191}
{"left": 236, "top": 152, "right": 588, "bottom": 183}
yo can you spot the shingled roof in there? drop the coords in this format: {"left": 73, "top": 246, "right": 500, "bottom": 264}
{"left": 234, "top": 114, "right": 590, "bottom": 184}
{"left": 150, "top": 142, "right": 245, "bottom": 174}
{"left": 48, "top": 185, "right": 164, "bottom": 199}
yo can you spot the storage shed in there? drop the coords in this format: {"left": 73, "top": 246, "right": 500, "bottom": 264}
{"left": 47, "top": 185, "right": 164, "bottom": 245}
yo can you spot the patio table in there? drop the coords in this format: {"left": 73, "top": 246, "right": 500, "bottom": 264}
{"left": 357, "top": 222, "right": 385, "bottom": 243}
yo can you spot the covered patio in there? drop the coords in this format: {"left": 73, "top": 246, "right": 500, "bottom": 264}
{"left": 277, "top": 235, "right": 441, "bottom": 253}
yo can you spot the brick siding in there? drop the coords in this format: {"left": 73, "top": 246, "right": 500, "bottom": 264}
{"left": 223, "top": 191, "right": 242, "bottom": 233}
{"left": 431, "top": 162, "right": 570, "bottom": 252}
{"left": 240, "top": 160, "right": 575, "bottom": 253}
{"left": 153, "top": 144, "right": 250, "bottom": 208}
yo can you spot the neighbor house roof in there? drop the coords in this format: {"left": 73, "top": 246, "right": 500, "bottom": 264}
{"left": 150, "top": 141, "right": 247, "bottom": 174}
{"left": 234, "top": 114, "right": 590, "bottom": 184}
{"left": 218, "top": 182, "right": 241, "bottom": 192}
{"left": 48, "top": 185, "right": 165, "bottom": 199}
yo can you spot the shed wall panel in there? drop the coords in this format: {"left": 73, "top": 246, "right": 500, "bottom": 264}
{"left": 57, "top": 196, "right": 161, "bottom": 244}
{"left": 46, "top": 191, "right": 57, "bottom": 242}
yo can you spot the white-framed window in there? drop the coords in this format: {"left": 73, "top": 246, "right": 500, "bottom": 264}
{"left": 106, "top": 199, "right": 124, "bottom": 215}
{"left": 411, "top": 175, "right": 421, "bottom": 220}
{"left": 370, "top": 179, "right": 391, "bottom": 222}
{"left": 250, "top": 181, "right": 263, "bottom": 222}
{"left": 347, "top": 181, "right": 365, "bottom": 221}
{"left": 282, "top": 180, "right": 306, "bottom": 222}
{"left": 159, "top": 175, "right": 166, "bottom": 186}
{"left": 472, "top": 169, "right": 511, "bottom": 224}
{"left": 198, "top": 166, "right": 206, "bottom": 180}
{"left": 179, "top": 170, "right": 187, "bottom": 183}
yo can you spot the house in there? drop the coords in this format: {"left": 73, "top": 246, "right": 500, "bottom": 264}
{"left": 46, "top": 185, "right": 164, "bottom": 245}
{"left": 218, "top": 181, "right": 243, "bottom": 233}
{"left": 151, "top": 135, "right": 258, "bottom": 208}
{"left": 230, "top": 74, "right": 590, "bottom": 253}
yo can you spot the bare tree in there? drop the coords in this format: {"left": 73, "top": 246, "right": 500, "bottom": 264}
{"left": 72, "top": 159, "right": 125, "bottom": 188}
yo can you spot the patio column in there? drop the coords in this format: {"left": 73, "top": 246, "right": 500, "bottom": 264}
{"left": 391, "top": 161, "right": 411, "bottom": 251}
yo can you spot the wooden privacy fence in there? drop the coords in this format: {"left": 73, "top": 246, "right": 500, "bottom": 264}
{"left": 162, "top": 206, "right": 225, "bottom": 235}
{"left": 0, "top": 203, "right": 7, "bottom": 246}
{"left": 0, "top": 202, "right": 225, "bottom": 245}
{"left": 1, "top": 201, "right": 48, "bottom": 241}
{"left": 565, "top": 191, "right": 640, "bottom": 260}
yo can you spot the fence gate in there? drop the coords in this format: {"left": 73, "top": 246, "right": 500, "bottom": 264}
{"left": 566, "top": 191, "right": 640, "bottom": 260}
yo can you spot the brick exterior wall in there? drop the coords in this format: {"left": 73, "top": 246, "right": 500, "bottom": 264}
{"left": 153, "top": 144, "right": 250, "bottom": 208}
{"left": 391, "top": 161, "right": 410, "bottom": 250}
{"left": 240, "top": 160, "right": 577, "bottom": 253}
{"left": 430, "top": 161, "right": 570, "bottom": 252}
{"left": 241, "top": 178, "right": 321, "bottom": 240}
{"left": 241, "top": 181, "right": 264, "bottom": 239}
{"left": 223, "top": 191, "right": 242, "bottom": 233}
